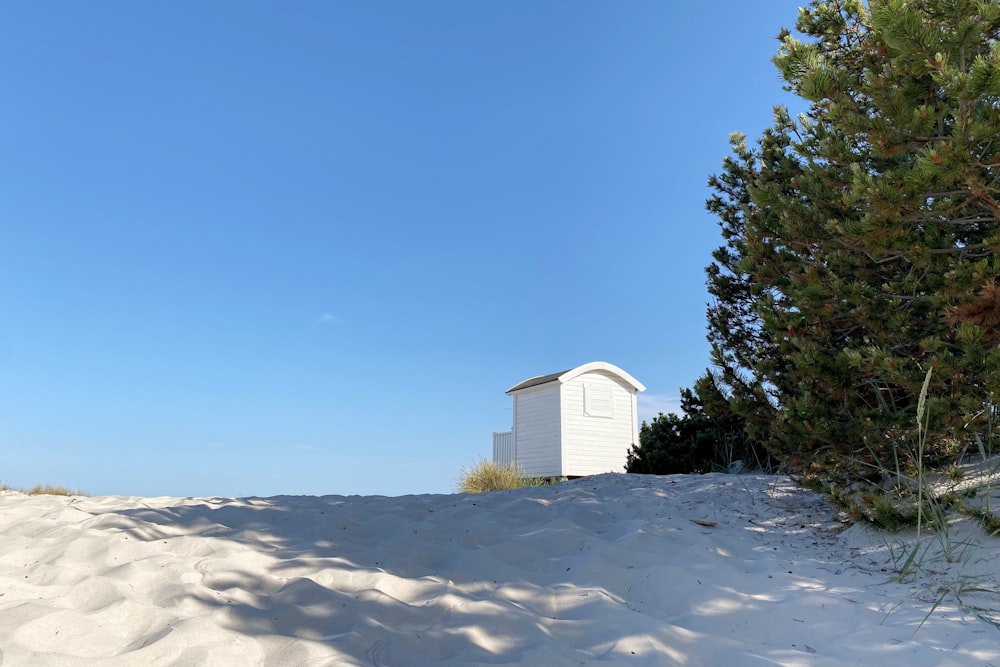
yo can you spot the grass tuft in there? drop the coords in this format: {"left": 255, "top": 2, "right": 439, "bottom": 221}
{"left": 25, "top": 484, "right": 83, "bottom": 496}
{"left": 456, "top": 459, "right": 542, "bottom": 494}
{"left": 1, "top": 482, "right": 85, "bottom": 496}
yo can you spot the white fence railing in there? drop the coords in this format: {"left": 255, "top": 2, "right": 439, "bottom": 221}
{"left": 492, "top": 430, "right": 514, "bottom": 467}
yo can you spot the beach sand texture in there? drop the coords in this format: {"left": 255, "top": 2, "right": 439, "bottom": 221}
{"left": 1, "top": 473, "right": 999, "bottom": 666}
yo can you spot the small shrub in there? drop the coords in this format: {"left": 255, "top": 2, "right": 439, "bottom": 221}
{"left": 862, "top": 491, "right": 919, "bottom": 532}
{"left": 456, "top": 459, "right": 540, "bottom": 494}
{"left": 626, "top": 383, "right": 773, "bottom": 475}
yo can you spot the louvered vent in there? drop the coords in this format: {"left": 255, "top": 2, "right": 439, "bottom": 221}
{"left": 584, "top": 384, "right": 614, "bottom": 418}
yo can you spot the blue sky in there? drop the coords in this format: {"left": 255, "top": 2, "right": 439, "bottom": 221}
{"left": 3, "top": 2, "right": 803, "bottom": 498}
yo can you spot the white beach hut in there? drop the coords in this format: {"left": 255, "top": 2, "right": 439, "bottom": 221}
{"left": 492, "top": 361, "right": 646, "bottom": 478}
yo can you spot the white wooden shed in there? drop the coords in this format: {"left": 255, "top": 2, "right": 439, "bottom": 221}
{"left": 492, "top": 361, "right": 646, "bottom": 478}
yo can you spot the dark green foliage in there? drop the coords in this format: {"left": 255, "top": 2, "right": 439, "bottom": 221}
{"left": 626, "top": 409, "right": 707, "bottom": 475}
{"left": 626, "top": 376, "right": 772, "bottom": 475}
{"left": 706, "top": 0, "right": 1000, "bottom": 474}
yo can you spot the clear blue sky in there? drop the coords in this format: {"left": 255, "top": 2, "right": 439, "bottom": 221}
{"left": 2, "top": 1, "right": 803, "bottom": 498}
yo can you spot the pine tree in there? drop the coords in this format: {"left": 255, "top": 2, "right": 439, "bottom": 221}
{"left": 706, "top": 0, "right": 1000, "bottom": 473}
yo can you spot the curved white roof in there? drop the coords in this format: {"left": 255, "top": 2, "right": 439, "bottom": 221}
{"left": 506, "top": 361, "right": 645, "bottom": 394}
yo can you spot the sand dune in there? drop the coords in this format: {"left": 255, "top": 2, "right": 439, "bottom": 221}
{"left": 1, "top": 473, "right": 998, "bottom": 665}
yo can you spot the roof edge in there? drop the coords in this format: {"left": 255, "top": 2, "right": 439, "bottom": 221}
{"left": 506, "top": 361, "right": 645, "bottom": 394}
{"left": 558, "top": 361, "right": 645, "bottom": 392}
{"left": 504, "top": 369, "right": 569, "bottom": 394}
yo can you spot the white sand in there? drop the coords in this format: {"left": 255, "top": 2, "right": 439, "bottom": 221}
{"left": 1, "top": 473, "right": 999, "bottom": 666}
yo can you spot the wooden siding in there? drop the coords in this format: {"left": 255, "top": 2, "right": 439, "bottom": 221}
{"left": 561, "top": 370, "right": 637, "bottom": 476}
{"left": 492, "top": 431, "right": 514, "bottom": 467}
{"left": 512, "top": 386, "right": 562, "bottom": 477}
